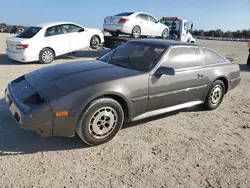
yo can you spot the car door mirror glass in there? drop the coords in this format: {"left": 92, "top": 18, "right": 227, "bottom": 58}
{"left": 155, "top": 66, "right": 175, "bottom": 76}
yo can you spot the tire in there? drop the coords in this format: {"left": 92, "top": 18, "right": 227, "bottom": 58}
{"left": 39, "top": 48, "right": 55, "bottom": 64}
{"left": 203, "top": 80, "right": 225, "bottom": 110}
{"left": 131, "top": 25, "right": 141, "bottom": 38}
{"left": 111, "top": 32, "right": 119, "bottom": 37}
{"left": 76, "top": 98, "right": 124, "bottom": 146}
{"left": 161, "top": 28, "right": 168, "bottom": 39}
{"left": 90, "top": 35, "right": 100, "bottom": 49}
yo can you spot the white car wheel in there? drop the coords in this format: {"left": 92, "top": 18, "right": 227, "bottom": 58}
{"left": 131, "top": 26, "right": 141, "bottom": 38}
{"left": 162, "top": 28, "right": 168, "bottom": 39}
{"left": 39, "top": 48, "right": 55, "bottom": 64}
{"left": 90, "top": 35, "right": 100, "bottom": 49}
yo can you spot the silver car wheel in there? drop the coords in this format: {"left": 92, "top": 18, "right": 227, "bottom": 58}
{"left": 162, "top": 29, "right": 168, "bottom": 39}
{"left": 88, "top": 107, "right": 118, "bottom": 139}
{"left": 132, "top": 26, "right": 141, "bottom": 38}
{"left": 91, "top": 36, "right": 100, "bottom": 47}
{"left": 210, "top": 85, "right": 222, "bottom": 105}
{"left": 42, "top": 50, "right": 53, "bottom": 63}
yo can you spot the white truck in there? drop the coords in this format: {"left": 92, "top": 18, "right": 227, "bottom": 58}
{"left": 159, "top": 16, "right": 195, "bottom": 43}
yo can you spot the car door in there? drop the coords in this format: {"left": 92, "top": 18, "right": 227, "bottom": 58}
{"left": 137, "top": 14, "right": 151, "bottom": 35}
{"left": 61, "top": 24, "right": 89, "bottom": 51}
{"left": 147, "top": 46, "right": 207, "bottom": 112}
{"left": 148, "top": 15, "right": 161, "bottom": 36}
{"left": 44, "top": 25, "right": 70, "bottom": 56}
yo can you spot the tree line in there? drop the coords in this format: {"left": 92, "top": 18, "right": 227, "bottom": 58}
{"left": 190, "top": 29, "right": 250, "bottom": 39}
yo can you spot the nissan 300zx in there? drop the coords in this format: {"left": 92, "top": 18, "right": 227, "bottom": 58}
{"left": 4, "top": 39, "right": 241, "bottom": 146}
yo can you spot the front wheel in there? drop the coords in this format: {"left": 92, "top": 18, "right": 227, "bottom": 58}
{"left": 90, "top": 35, "right": 100, "bottom": 49}
{"left": 76, "top": 98, "right": 124, "bottom": 146}
{"left": 203, "top": 80, "right": 225, "bottom": 110}
{"left": 161, "top": 28, "right": 168, "bottom": 39}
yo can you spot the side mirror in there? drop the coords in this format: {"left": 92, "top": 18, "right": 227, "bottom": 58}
{"left": 155, "top": 66, "right": 175, "bottom": 76}
{"left": 78, "top": 28, "right": 85, "bottom": 32}
{"left": 191, "top": 23, "right": 193, "bottom": 30}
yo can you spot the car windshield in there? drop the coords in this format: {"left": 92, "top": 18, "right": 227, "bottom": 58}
{"left": 98, "top": 42, "right": 166, "bottom": 72}
{"left": 16, "top": 27, "right": 42, "bottom": 38}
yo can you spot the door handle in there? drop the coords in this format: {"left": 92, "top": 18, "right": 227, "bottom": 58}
{"left": 198, "top": 73, "right": 204, "bottom": 78}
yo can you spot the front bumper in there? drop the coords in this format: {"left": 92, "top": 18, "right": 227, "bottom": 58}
{"left": 229, "top": 77, "right": 241, "bottom": 90}
{"left": 4, "top": 84, "right": 53, "bottom": 137}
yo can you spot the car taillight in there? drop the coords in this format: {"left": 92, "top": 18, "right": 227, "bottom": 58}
{"left": 16, "top": 44, "right": 29, "bottom": 50}
{"left": 118, "top": 18, "right": 129, "bottom": 24}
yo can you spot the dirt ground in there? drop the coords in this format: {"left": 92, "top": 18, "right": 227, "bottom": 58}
{"left": 0, "top": 33, "right": 250, "bottom": 188}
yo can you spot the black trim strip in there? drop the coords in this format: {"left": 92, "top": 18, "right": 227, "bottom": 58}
{"left": 149, "top": 85, "right": 207, "bottom": 99}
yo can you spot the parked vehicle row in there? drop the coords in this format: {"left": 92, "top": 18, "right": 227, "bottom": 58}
{"left": 5, "top": 39, "right": 241, "bottom": 146}
{"left": 5, "top": 11, "right": 197, "bottom": 64}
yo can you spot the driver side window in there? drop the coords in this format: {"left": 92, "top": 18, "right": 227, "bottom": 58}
{"left": 184, "top": 22, "right": 188, "bottom": 31}
{"left": 61, "top": 24, "right": 83, "bottom": 33}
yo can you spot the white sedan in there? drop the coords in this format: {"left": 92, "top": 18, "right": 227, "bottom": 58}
{"left": 6, "top": 22, "right": 104, "bottom": 64}
{"left": 103, "top": 12, "right": 169, "bottom": 38}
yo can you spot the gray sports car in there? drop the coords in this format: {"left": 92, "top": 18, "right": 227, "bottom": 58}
{"left": 4, "top": 39, "right": 241, "bottom": 146}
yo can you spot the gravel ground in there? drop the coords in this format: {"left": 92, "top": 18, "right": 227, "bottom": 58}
{"left": 0, "top": 33, "right": 250, "bottom": 188}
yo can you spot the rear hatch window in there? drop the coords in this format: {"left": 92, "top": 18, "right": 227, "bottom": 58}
{"left": 114, "top": 12, "right": 134, "bottom": 16}
{"left": 16, "top": 27, "right": 42, "bottom": 38}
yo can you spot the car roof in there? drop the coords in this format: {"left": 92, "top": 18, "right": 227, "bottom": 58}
{"left": 129, "top": 39, "right": 199, "bottom": 47}
{"left": 34, "top": 22, "right": 78, "bottom": 28}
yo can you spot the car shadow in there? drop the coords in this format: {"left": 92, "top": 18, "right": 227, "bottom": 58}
{"left": 239, "top": 64, "right": 250, "bottom": 72}
{"left": 0, "top": 96, "right": 205, "bottom": 156}
{"left": 0, "top": 54, "right": 25, "bottom": 65}
{"left": 123, "top": 105, "right": 206, "bottom": 129}
{"left": 0, "top": 98, "right": 88, "bottom": 156}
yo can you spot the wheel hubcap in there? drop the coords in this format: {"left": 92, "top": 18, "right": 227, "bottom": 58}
{"left": 163, "top": 30, "right": 168, "bottom": 38}
{"left": 133, "top": 27, "right": 140, "bottom": 37}
{"left": 92, "top": 37, "right": 99, "bottom": 46}
{"left": 89, "top": 107, "right": 118, "bottom": 139}
{"left": 42, "top": 51, "right": 53, "bottom": 63}
{"left": 210, "top": 85, "right": 222, "bottom": 105}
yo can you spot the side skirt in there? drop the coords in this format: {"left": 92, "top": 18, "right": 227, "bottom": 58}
{"left": 131, "top": 101, "right": 203, "bottom": 122}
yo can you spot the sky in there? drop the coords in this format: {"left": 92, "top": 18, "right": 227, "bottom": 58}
{"left": 0, "top": 0, "right": 249, "bottom": 31}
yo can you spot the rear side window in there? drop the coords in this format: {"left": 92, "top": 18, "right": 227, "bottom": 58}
{"left": 16, "top": 27, "right": 41, "bottom": 38}
{"left": 138, "top": 14, "right": 149, "bottom": 21}
{"left": 163, "top": 47, "right": 202, "bottom": 70}
{"left": 203, "top": 48, "right": 225, "bottom": 65}
{"left": 114, "top": 12, "right": 134, "bottom": 16}
{"left": 45, "top": 26, "right": 64, "bottom": 37}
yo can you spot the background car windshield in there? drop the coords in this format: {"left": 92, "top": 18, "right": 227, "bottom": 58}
{"left": 114, "top": 12, "right": 134, "bottom": 16}
{"left": 16, "top": 27, "right": 41, "bottom": 38}
{"left": 99, "top": 42, "right": 166, "bottom": 71}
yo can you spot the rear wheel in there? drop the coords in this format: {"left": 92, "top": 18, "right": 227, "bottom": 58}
{"left": 111, "top": 32, "right": 119, "bottom": 37}
{"left": 39, "top": 48, "right": 55, "bottom": 64}
{"left": 131, "top": 25, "right": 141, "bottom": 38}
{"left": 203, "top": 80, "right": 225, "bottom": 110}
{"left": 76, "top": 98, "right": 124, "bottom": 146}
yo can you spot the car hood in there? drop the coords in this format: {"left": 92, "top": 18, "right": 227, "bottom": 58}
{"left": 25, "top": 60, "right": 142, "bottom": 100}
